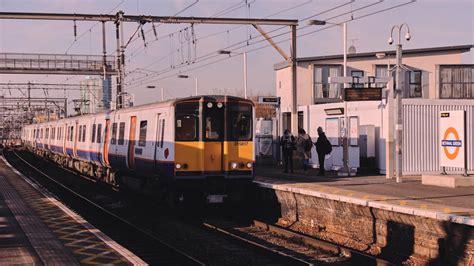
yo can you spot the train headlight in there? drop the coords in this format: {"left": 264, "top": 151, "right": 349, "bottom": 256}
{"left": 207, "top": 102, "right": 213, "bottom": 108}
{"left": 175, "top": 163, "right": 182, "bottom": 169}
{"left": 217, "top": 102, "right": 223, "bottom": 108}
{"left": 230, "top": 162, "right": 238, "bottom": 169}
{"left": 246, "top": 162, "right": 253, "bottom": 169}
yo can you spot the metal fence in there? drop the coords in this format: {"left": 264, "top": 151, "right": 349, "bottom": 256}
{"left": 403, "top": 99, "right": 474, "bottom": 175}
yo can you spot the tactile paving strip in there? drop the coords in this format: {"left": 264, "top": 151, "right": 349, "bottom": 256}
{"left": 0, "top": 160, "right": 133, "bottom": 265}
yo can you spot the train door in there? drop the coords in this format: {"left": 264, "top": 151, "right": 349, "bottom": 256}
{"left": 203, "top": 102, "right": 224, "bottom": 173}
{"left": 153, "top": 113, "right": 162, "bottom": 170}
{"left": 62, "top": 124, "right": 67, "bottom": 155}
{"left": 73, "top": 121, "right": 79, "bottom": 157}
{"left": 127, "top": 116, "right": 137, "bottom": 169}
{"left": 103, "top": 119, "right": 110, "bottom": 165}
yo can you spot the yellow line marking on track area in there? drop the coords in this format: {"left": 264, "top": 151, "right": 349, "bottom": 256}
{"left": 400, "top": 201, "right": 407, "bottom": 206}
{"left": 363, "top": 195, "right": 370, "bottom": 199}
{"left": 420, "top": 204, "right": 428, "bottom": 209}
{"left": 443, "top": 208, "right": 452, "bottom": 213}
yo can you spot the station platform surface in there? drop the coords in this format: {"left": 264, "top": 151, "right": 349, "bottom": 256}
{"left": 0, "top": 155, "right": 145, "bottom": 265}
{"left": 254, "top": 165, "right": 474, "bottom": 226}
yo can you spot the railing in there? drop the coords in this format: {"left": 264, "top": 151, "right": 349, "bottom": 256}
{"left": 0, "top": 53, "right": 116, "bottom": 74}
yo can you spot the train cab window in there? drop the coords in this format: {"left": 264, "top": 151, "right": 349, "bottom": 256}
{"left": 111, "top": 123, "right": 117, "bottom": 144}
{"left": 78, "top": 126, "right": 83, "bottom": 142}
{"left": 175, "top": 102, "right": 199, "bottom": 141}
{"left": 118, "top": 122, "right": 125, "bottom": 145}
{"left": 227, "top": 103, "right": 252, "bottom": 141}
{"left": 91, "top": 124, "right": 96, "bottom": 143}
{"left": 97, "top": 124, "right": 102, "bottom": 143}
{"left": 82, "top": 125, "right": 86, "bottom": 142}
{"left": 176, "top": 115, "right": 197, "bottom": 141}
{"left": 138, "top": 120, "right": 147, "bottom": 147}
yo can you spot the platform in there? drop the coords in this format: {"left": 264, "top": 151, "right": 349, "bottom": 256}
{"left": 255, "top": 166, "right": 474, "bottom": 225}
{"left": 0, "top": 156, "right": 145, "bottom": 265}
{"left": 253, "top": 166, "right": 474, "bottom": 263}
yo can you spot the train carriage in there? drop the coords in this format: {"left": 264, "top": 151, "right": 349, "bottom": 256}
{"left": 21, "top": 95, "right": 254, "bottom": 203}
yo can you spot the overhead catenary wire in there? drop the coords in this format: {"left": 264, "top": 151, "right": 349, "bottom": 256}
{"left": 127, "top": 0, "right": 359, "bottom": 86}
{"left": 127, "top": 0, "right": 416, "bottom": 89}
{"left": 127, "top": 0, "right": 352, "bottom": 82}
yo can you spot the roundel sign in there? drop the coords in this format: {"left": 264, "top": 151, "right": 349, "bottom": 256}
{"left": 439, "top": 110, "right": 465, "bottom": 168}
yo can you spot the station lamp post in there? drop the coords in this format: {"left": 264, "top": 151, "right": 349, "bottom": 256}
{"left": 388, "top": 23, "right": 411, "bottom": 183}
{"left": 308, "top": 19, "right": 350, "bottom": 176}
{"left": 146, "top": 85, "right": 164, "bottom": 101}
{"left": 217, "top": 50, "right": 248, "bottom": 99}
{"left": 177, "top": 74, "right": 198, "bottom": 96}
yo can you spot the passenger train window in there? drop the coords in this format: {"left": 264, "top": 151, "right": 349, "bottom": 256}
{"left": 118, "top": 122, "right": 125, "bottom": 145}
{"left": 91, "top": 124, "right": 96, "bottom": 143}
{"left": 78, "top": 126, "right": 82, "bottom": 142}
{"left": 97, "top": 124, "right": 102, "bottom": 143}
{"left": 45, "top": 128, "right": 49, "bottom": 139}
{"left": 111, "top": 123, "right": 117, "bottom": 144}
{"left": 138, "top": 120, "right": 147, "bottom": 147}
{"left": 82, "top": 126, "right": 86, "bottom": 142}
{"left": 227, "top": 103, "right": 252, "bottom": 141}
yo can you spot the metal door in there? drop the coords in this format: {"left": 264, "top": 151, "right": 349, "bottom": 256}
{"left": 127, "top": 116, "right": 137, "bottom": 169}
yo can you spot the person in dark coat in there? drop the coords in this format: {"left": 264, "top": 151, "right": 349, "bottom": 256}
{"left": 315, "top": 127, "right": 331, "bottom": 176}
{"left": 280, "top": 129, "right": 296, "bottom": 173}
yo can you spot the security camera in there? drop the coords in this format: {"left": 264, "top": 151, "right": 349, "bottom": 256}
{"left": 405, "top": 32, "right": 411, "bottom": 41}
{"left": 388, "top": 37, "right": 393, "bottom": 45}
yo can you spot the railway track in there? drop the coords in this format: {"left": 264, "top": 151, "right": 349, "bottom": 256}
{"left": 3, "top": 148, "right": 203, "bottom": 266}
{"left": 4, "top": 148, "right": 333, "bottom": 265}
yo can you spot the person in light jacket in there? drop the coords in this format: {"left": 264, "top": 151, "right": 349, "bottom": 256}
{"left": 296, "top": 128, "right": 312, "bottom": 172}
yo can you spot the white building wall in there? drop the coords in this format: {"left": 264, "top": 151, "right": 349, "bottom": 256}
{"left": 276, "top": 51, "right": 464, "bottom": 107}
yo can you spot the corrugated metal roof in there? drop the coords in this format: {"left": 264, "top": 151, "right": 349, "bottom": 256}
{"left": 274, "top": 44, "right": 474, "bottom": 70}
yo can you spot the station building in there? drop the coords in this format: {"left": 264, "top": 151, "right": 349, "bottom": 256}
{"left": 273, "top": 44, "right": 474, "bottom": 175}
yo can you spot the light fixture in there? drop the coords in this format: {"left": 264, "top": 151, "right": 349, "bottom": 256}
{"left": 177, "top": 74, "right": 189, "bottom": 79}
{"left": 324, "top": 107, "right": 344, "bottom": 116}
{"left": 375, "top": 53, "right": 386, "bottom": 59}
{"left": 217, "top": 50, "right": 231, "bottom": 55}
{"left": 307, "top": 19, "right": 326, "bottom": 26}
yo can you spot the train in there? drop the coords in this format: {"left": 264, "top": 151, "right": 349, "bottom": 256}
{"left": 21, "top": 95, "right": 255, "bottom": 204}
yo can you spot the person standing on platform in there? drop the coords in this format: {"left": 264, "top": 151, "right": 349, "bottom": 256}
{"left": 297, "top": 128, "right": 312, "bottom": 172}
{"left": 280, "top": 129, "right": 296, "bottom": 173}
{"left": 315, "top": 126, "right": 332, "bottom": 176}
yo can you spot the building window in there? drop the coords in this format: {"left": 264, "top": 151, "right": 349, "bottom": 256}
{"left": 439, "top": 65, "right": 474, "bottom": 99}
{"left": 375, "top": 65, "right": 396, "bottom": 90}
{"left": 409, "top": 70, "right": 422, "bottom": 98}
{"left": 313, "top": 65, "right": 341, "bottom": 102}
{"left": 351, "top": 70, "right": 364, "bottom": 88}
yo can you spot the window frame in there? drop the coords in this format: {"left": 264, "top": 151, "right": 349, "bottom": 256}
{"left": 138, "top": 120, "right": 148, "bottom": 147}
{"left": 118, "top": 122, "right": 125, "bottom": 145}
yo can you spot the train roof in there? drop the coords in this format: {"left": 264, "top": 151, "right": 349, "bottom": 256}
{"left": 23, "top": 95, "right": 253, "bottom": 128}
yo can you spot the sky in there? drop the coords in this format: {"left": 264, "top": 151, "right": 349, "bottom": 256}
{"left": 0, "top": 0, "right": 473, "bottom": 109}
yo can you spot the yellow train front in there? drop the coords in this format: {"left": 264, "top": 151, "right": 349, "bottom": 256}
{"left": 173, "top": 95, "right": 255, "bottom": 204}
